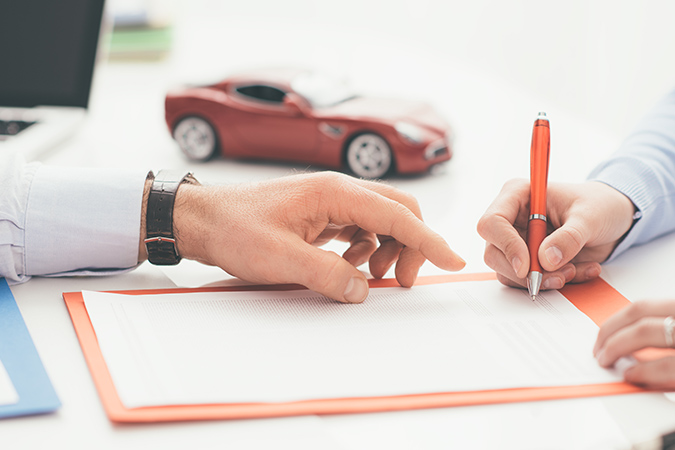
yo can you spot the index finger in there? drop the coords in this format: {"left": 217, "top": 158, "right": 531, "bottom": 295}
{"left": 329, "top": 178, "right": 465, "bottom": 272}
{"left": 476, "top": 179, "right": 531, "bottom": 278}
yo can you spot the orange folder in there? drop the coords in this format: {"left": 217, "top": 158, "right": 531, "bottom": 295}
{"left": 63, "top": 273, "right": 646, "bottom": 423}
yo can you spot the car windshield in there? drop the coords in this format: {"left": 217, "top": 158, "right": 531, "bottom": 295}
{"left": 291, "top": 73, "right": 357, "bottom": 108}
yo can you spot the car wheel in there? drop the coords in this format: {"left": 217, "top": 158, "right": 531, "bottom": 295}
{"left": 173, "top": 116, "right": 218, "bottom": 161}
{"left": 345, "top": 133, "right": 393, "bottom": 179}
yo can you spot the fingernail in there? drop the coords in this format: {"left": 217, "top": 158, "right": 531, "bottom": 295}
{"left": 542, "top": 277, "right": 563, "bottom": 290}
{"left": 344, "top": 277, "right": 368, "bottom": 303}
{"left": 596, "top": 349, "right": 608, "bottom": 366}
{"left": 545, "top": 246, "right": 563, "bottom": 267}
{"left": 511, "top": 256, "right": 522, "bottom": 275}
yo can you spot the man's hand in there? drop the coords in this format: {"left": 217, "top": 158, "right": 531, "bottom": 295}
{"left": 477, "top": 179, "right": 635, "bottom": 291}
{"left": 167, "top": 172, "right": 465, "bottom": 303}
{"left": 594, "top": 300, "right": 675, "bottom": 389}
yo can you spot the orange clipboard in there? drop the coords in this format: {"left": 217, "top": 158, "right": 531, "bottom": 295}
{"left": 63, "top": 273, "right": 646, "bottom": 423}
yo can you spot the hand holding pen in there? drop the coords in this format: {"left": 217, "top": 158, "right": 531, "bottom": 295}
{"left": 478, "top": 118, "right": 635, "bottom": 293}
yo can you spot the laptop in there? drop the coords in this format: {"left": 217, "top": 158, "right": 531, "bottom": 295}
{"left": 0, "top": 0, "right": 106, "bottom": 161}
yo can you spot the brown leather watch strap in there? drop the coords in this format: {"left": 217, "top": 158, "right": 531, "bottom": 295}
{"left": 145, "top": 170, "right": 199, "bottom": 265}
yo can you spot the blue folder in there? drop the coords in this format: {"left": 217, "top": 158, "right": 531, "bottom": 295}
{"left": 0, "top": 278, "right": 60, "bottom": 418}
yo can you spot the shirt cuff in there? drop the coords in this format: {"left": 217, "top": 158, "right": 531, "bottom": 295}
{"left": 588, "top": 158, "right": 654, "bottom": 261}
{"left": 24, "top": 165, "right": 148, "bottom": 277}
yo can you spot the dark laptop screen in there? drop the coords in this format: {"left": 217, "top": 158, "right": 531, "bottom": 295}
{"left": 0, "top": 0, "right": 105, "bottom": 108}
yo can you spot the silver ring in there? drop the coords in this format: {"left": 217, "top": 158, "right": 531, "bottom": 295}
{"left": 529, "top": 214, "right": 547, "bottom": 222}
{"left": 664, "top": 316, "right": 675, "bottom": 347}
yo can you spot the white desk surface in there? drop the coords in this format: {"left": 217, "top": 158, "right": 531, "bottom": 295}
{"left": 4, "top": 2, "right": 675, "bottom": 448}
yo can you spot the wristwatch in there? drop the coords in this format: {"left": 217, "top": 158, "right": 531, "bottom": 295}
{"left": 144, "top": 170, "right": 199, "bottom": 265}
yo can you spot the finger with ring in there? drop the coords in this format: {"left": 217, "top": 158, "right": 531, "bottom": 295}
{"left": 664, "top": 316, "right": 675, "bottom": 347}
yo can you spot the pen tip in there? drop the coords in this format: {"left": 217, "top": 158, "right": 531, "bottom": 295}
{"left": 537, "top": 111, "right": 547, "bottom": 119}
{"left": 527, "top": 272, "right": 542, "bottom": 300}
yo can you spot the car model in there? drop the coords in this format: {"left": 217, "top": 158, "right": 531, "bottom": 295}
{"left": 165, "top": 68, "right": 452, "bottom": 178}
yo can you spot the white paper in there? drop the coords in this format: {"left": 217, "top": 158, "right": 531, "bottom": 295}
{"left": 0, "top": 359, "right": 19, "bottom": 406}
{"left": 83, "top": 280, "right": 622, "bottom": 408}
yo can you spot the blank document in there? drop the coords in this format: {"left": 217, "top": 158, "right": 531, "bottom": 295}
{"left": 82, "top": 280, "right": 622, "bottom": 408}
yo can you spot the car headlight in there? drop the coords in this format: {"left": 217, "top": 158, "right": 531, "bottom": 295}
{"left": 395, "top": 122, "right": 425, "bottom": 145}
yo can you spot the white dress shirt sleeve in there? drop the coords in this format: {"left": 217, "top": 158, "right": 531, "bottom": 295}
{"left": 588, "top": 87, "right": 675, "bottom": 260}
{"left": 0, "top": 152, "right": 148, "bottom": 283}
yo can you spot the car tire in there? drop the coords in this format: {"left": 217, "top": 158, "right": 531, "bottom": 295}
{"left": 345, "top": 133, "right": 394, "bottom": 179}
{"left": 173, "top": 116, "right": 218, "bottom": 161}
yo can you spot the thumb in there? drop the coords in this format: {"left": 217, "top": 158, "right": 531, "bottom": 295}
{"left": 290, "top": 241, "right": 370, "bottom": 304}
{"left": 538, "top": 217, "right": 591, "bottom": 272}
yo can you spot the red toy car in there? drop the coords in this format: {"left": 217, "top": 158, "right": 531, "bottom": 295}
{"left": 165, "top": 68, "right": 452, "bottom": 178}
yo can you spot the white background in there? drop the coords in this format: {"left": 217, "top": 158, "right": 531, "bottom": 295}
{"left": 174, "top": 0, "right": 675, "bottom": 139}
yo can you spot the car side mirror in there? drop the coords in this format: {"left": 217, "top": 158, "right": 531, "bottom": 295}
{"left": 284, "top": 93, "right": 311, "bottom": 116}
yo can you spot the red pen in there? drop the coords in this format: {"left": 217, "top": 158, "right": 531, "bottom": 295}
{"left": 527, "top": 112, "right": 550, "bottom": 300}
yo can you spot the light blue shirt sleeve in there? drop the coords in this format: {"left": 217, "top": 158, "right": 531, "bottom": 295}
{"left": 588, "top": 88, "right": 675, "bottom": 260}
{"left": 0, "top": 152, "right": 148, "bottom": 283}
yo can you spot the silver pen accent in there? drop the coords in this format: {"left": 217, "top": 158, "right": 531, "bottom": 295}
{"left": 527, "top": 271, "right": 542, "bottom": 300}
